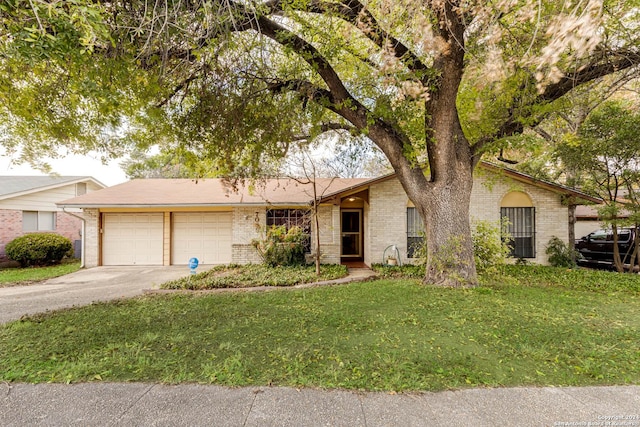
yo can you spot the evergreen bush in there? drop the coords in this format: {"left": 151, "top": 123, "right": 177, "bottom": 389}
{"left": 5, "top": 233, "right": 73, "bottom": 267}
{"left": 545, "top": 236, "right": 577, "bottom": 268}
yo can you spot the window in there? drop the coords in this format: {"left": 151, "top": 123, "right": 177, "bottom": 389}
{"left": 589, "top": 229, "right": 608, "bottom": 241}
{"left": 617, "top": 229, "right": 632, "bottom": 242}
{"left": 266, "top": 209, "right": 311, "bottom": 253}
{"left": 22, "top": 211, "right": 56, "bottom": 231}
{"left": 589, "top": 229, "right": 631, "bottom": 243}
{"left": 501, "top": 207, "right": 536, "bottom": 258}
{"left": 407, "top": 207, "right": 425, "bottom": 258}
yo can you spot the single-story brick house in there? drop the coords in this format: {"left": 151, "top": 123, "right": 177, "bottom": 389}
{"left": 0, "top": 176, "right": 105, "bottom": 262}
{"left": 57, "top": 162, "right": 599, "bottom": 268}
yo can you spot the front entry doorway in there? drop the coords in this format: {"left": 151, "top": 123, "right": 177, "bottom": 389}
{"left": 341, "top": 209, "right": 363, "bottom": 260}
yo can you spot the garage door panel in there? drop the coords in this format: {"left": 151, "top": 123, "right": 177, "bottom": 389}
{"left": 172, "top": 212, "right": 232, "bottom": 265}
{"left": 103, "top": 213, "right": 163, "bottom": 265}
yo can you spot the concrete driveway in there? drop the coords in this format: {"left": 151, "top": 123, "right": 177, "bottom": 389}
{"left": 0, "top": 266, "right": 195, "bottom": 324}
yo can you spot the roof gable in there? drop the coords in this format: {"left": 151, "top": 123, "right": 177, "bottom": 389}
{"left": 0, "top": 176, "right": 106, "bottom": 201}
{"left": 318, "top": 161, "right": 601, "bottom": 204}
{"left": 477, "top": 162, "right": 600, "bottom": 203}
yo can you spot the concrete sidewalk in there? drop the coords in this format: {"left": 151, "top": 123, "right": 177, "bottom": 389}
{"left": 1, "top": 383, "right": 638, "bottom": 426}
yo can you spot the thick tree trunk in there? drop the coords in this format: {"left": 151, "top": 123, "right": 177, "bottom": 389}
{"left": 367, "top": 125, "right": 478, "bottom": 287}
{"left": 362, "top": 2, "right": 477, "bottom": 287}
{"left": 416, "top": 174, "right": 477, "bottom": 287}
{"left": 285, "top": 0, "right": 480, "bottom": 287}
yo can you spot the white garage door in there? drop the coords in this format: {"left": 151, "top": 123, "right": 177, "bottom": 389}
{"left": 102, "top": 213, "right": 164, "bottom": 265}
{"left": 172, "top": 212, "right": 232, "bottom": 265}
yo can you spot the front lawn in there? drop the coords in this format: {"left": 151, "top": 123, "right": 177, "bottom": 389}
{"left": 162, "top": 263, "right": 348, "bottom": 289}
{"left": 0, "top": 265, "right": 638, "bottom": 391}
{"left": 0, "top": 260, "right": 81, "bottom": 287}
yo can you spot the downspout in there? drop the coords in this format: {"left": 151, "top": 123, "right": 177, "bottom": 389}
{"left": 62, "top": 208, "right": 86, "bottom": 268}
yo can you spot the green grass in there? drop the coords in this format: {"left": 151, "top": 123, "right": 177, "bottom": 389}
{"left": 499, "top": 264, "right": 640, "bottom": 293}
{"left": 0, "top": 265, "right": 639, "bottom": 391}
{"left": 162, "top": 263, "right": 348, "bottom": 289}
{"left": 0, "top": 260, "right": 81, "bottom": 287}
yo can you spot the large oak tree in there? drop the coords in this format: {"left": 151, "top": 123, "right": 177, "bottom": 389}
{"left": 2, "top": 0, "right": 640, "bottom": 286}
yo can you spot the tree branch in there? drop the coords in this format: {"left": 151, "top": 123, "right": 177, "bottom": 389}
{"left": 472, "top": 49, "right": 640, "bottom": 155}
{"left": 533, "top": 126, "right": 553, "bottom": 141}
{"left": 263, "top": 0, "right": 430, "bottom": 78}
{"left": 290, "top": 122, "right": 356, "bottom": 142}
{"left": 540, "top": 50, "right": 640, "bottom": 101}
{"left": 155, "top": 73, "right": 200, "bottom": 108}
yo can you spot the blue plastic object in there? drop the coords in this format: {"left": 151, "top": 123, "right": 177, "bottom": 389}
{"left": 188, "top": 257, "right": 199, "bottom": 274}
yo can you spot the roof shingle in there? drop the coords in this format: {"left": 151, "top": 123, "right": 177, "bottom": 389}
{"left": 58, "top": 178, "right": 369, "bottom": 207}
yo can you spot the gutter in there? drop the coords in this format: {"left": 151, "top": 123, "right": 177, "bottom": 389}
{"left": 57, "top": 202, "right": 318, "bottom": 209}
{"left": 62, "top": 208, "right": 86, "bottom": 268}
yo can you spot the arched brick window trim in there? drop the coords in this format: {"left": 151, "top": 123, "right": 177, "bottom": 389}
{"left": 500, "top": 192, "right": 536, "bottom": 259}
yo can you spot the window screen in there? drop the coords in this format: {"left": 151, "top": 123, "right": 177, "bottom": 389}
{"left": 407, "top": 207, "right": 425, "bottom": 258}
{"left": 501, "top": 207, "right": 536, "bottom": 258}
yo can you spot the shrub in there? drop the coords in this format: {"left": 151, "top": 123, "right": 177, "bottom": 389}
{"left": 251, "top": 225, "right": 307, "bottom": 267}
{"left": 372, "top": 263, "right": 425, "bottom": 279}
{"left": 403, "top": 221, "right": 511, "bottom": 275}
{"left": 545, "top": 236, "right": 577, "bottom": 268}
{"left": 5, "top": 233, "right": 73, "bottom": 267}
{"left": 408, "top": 233, "right": 428, "bottom": 266}
{"left": 472, "top": 220, "right": 511, "bottom": 275}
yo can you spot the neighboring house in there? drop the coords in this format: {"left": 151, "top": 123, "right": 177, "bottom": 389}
{"left": 0, "top": 176, "right": 106, "bottom": 262}
{"left": 575, "top": 205, "right": 604, "bottom": 239}
{"left": 57, "top": 163, "right": 598, "bottom": 268}
{"left": 575, "top": 205, "right": 633, "bottom": 239}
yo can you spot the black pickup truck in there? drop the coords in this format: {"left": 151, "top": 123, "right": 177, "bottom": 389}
{"left": 575, "top": 228, "right": 638, "bottom": 269}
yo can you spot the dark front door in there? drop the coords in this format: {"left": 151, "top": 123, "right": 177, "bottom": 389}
{"left": 341, "top": 209, "right": 362, "bottom": 258}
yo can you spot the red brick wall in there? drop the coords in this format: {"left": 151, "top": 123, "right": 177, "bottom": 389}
{"left": 0, "top": 209, "right": 82, "bottom": 261}
{"left": 0, "top": 209, "right": 22, "bottom": 260}
{"left": 55, "top": 212, "right": 82, "bottom": 243}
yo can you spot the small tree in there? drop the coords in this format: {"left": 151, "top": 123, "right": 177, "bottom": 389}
{"left": 558, "top": 101, "right": 640, "bottom": 272}
{"left": 281, "top": 147, "right": 340, "bottom": 275}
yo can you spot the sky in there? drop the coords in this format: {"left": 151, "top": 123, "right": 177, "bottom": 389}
{"left": 0, "top": 152, "right": 129, "bottom": 186}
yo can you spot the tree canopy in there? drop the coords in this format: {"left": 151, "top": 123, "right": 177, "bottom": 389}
{"left": 2, "top": 0, "right": 640, "bottom": 286}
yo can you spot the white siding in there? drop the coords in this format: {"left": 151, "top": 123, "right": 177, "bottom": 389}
{"left": 0, "top": 182, "right": 102, "bottom": 212}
